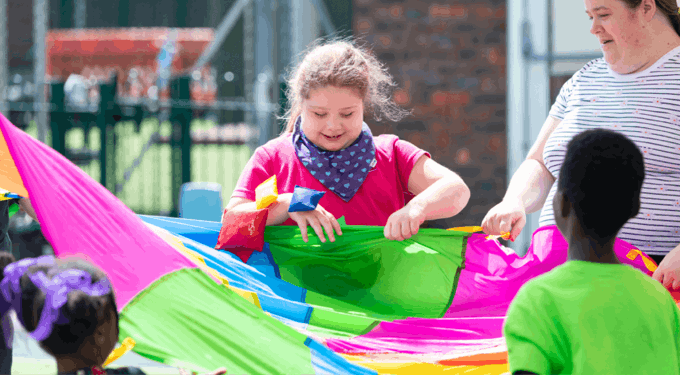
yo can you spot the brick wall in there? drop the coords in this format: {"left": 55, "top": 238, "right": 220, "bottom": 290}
{"left": 354, "top": 0, "right": 507, "bottom": 228}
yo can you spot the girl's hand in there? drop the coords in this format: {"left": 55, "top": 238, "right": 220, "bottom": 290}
{"left": 481, "top": 199, "right": 526, "bottom": 242}
{"left": 384, "top": 203, "right": 426, "bottom": 241}
{"left": 289, "top": 204, "right": 342, "bottom": 243}
{"left": 653, "top": 244, "right": 680, "bottom": 290}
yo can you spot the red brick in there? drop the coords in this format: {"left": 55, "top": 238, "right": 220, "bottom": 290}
{"left": 356, "top": 18, "right": 372, "bottom": 33}
{"left": 429, "top": 4, "right": 467, "bottom": 20}
{"left": 473, "top": 6, "right": 494, "bottom": 19}
{"left": 436, "top": 130, "right": 451, "bottom": 149}
{"left": 456, "top": 148, "right": 471, "bottom": 165}
{"left": 431, "top": 91, "right": 471, "bottom": 106}
{"left": 394, "top": 89, "right": 410, "bottom": 105}
{"left": 485, "top": 48, "right": 501, "bottom": 65}
{"left": 487, "top": 135, "right": 502, "bottom": 152}
{"left": 389, "top": 5, "right": 403, "bottom": 19}
{"left": 377, "top": 35, "right": 392, "bottom": 48}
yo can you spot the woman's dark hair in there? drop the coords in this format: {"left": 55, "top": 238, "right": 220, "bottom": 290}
{"left": 0, "top": 256, "right": 117, "bottom": 356}
{"left": 557, "top": 129, "right": 645, "bottom": 244}
{"left": 620, "top": 0, "right": 680, "bottom": 36}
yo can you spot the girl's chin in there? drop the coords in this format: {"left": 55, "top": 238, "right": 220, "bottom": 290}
{"left": 318, "top": 143, "right": 345, "bottom": 152}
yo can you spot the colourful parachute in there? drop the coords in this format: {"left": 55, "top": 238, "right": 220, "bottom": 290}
{"left": 0, "top": 114, "right": 664, "bottom": 374}
{"left": 140, "top": 216, "right": 659, "bottom": 374}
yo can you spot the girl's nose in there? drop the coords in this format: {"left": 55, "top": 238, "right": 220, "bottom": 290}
{"left": 326, "top": 116, "right": 341, "bottom": 129}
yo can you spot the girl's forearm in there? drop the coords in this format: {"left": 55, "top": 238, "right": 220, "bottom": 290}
{"left": 408, "top": 175, "right": 471, "bottom": 221}
{"left": 229, "top": 193, "right": 293, "bottom": 225}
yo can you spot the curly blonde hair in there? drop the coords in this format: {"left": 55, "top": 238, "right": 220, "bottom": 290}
{"left": 281, "top": 39, "right": 410, "bottom": 133}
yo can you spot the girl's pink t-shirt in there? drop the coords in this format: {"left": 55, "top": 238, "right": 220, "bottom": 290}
{"left": 232, "top": 134, "right": 430, "bottom": 226}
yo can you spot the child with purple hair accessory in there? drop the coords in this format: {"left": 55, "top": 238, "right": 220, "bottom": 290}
{"left": 0, "top": 252, "right": 226, "bottom": 375}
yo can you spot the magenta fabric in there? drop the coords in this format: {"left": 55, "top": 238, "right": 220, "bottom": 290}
{"left": 0, "top": 115, "right": 197, "bottom": 309}
{"left": 232, "top": 134, "right": 430, "bottom": 226}
{"left": 325, "top": 225, "right": 657, "bottom": 354}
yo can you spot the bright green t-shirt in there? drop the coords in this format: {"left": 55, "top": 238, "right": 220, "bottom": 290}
{"left": 504, "top": 261, "right": 680, "bottom": 375}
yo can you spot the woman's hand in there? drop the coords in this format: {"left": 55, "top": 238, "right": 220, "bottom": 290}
{"left": 384, "top": 202, "right": 426, "bottom": 241}
{"left": 481, "top": 199, "right": 527, "bottom": 242}
{"left": 653, "top": 244, "right": 680, "bottom": 290}
{"left": 289, "top": 204, "right": 342, "bottom": 243}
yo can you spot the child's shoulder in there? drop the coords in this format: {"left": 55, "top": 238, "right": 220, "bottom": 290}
{"left": 262, "top": 134, "right": 294, "bottom": 150}
{"left": 254, "top": 134, "right": 295, "bottom": 159}
{"left": 373, "top": 133, "right": 425, "bottom": 153}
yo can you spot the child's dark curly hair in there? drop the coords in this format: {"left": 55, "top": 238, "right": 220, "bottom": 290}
{"left": 0, "top": 256, "right": 117, "bottom": 356}
{"left": 558, "top": 129, "right": 645, "bottom": 244}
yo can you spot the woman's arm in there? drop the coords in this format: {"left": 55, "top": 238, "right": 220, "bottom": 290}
{"left": 384, "top": 156, "right": 470, "bottom": 240}
{"left": 481, "top": 116, "right": 561, "bottom": 240}
{"left": 505, "top": 116, "right": 560, "bottom": 213}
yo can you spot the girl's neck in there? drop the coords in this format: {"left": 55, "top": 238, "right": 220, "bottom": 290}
{"left": 565, "top": 223, "right": 620, "bottom": 265}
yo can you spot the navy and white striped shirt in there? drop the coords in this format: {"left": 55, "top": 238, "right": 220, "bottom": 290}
{"left": 540, "top": 45, "right": 680, "bottom": 256}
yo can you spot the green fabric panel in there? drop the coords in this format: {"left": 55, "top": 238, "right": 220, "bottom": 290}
{"left": 118, "top": 268, "right": 315, "bottom": 374}
{"left": 308, "top": 306, "right": 381, "bottom": 336}
{"left": 264, "top": 219, "right": 468, "bottom": 319}
{"left": 305, "top": 290, "right": 397, "bottom": 321}
{"left": 7, "top": 202, "right": 18, "bottom": 219}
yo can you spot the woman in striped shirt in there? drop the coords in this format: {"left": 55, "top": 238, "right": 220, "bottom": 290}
{"left": 482, "top": 0, "right": 680, "bottom": 289}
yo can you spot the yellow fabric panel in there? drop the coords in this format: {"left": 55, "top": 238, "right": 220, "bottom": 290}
{"left": 0, "top": 130, "right": 28, "bottom": 197}
{"left": 342, "top": 356, "right": 509, "bottom": 375}
{"left": 486, "top": 233, "right": 511, "bottom": 241}
{"left": 227, "top": 285, "right": 262, "bottom": 309}
{"left": 103, "top": 337, "right": 136, "bottom": 367}
{"left": 448, "top": 226, "right": 483, "bottom": 233}
{"left": 626, "top": 249, "right": 658, "bottom": 273}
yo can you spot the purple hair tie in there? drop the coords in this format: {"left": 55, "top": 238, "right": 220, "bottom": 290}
{"left": 0, "top": 255, "right": 56, "bottom": 348}
{"left": 28, "top": 269, "right": 111, "bottom": 341}
{"left": 0, "top": 255, "right": 112, "bottom": 346}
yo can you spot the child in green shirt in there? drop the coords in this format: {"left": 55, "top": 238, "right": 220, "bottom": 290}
{"left": 504, "top": 129, "right": 680, "bottom": 375}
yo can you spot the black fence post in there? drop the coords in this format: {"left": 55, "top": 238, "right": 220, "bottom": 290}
{"left": 49, "top": 83, "right": 66, "bottom": 156}
{"left": 170, "top": 76, "right": 191, "bottom": 217}
{"left": 98, "top": 77, "right": 118, "bottom": 192}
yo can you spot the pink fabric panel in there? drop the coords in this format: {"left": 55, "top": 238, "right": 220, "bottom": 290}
{"left": 326, "top": 225, "right": 657, "bottom": 354}
{"left": 0, "top": 115, "right": 197, "bottom": 309}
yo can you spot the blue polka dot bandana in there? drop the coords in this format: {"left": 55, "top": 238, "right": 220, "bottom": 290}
{"left": 292, "top": 117, "right": 377, "bottom": 202}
